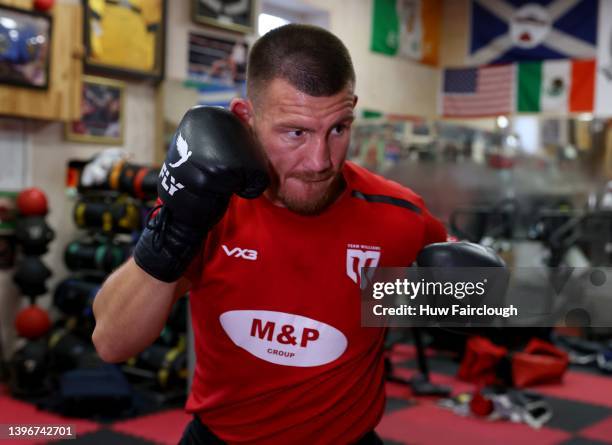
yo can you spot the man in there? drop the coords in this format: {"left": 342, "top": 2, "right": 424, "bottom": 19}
{"left": 92, "top": 24, "right": 447, "bottom": 444}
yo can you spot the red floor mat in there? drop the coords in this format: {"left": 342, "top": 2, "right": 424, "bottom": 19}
{"left": 580, "top": 416, "right": 612, "bottom": 443}
{"left": 531, "top": 372, "right": 612, "bottom": 408}
{"left": 111, "top": 409, "right": 191, "bottom": 445}
{"left": 0, "top": 393, "right": 100, "bottom": 445}
{"left": 377, "top": 403, "right": 571, "bottom": 445}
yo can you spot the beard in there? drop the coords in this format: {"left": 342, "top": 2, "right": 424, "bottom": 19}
{"left": 276, "top": 171, "right": 345, "bottom": 215}
{"left": 250, "top": 127, "right": 346, "bottom": 215}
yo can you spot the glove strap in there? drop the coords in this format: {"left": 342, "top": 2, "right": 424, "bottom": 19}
{"left": 134, "top": 206, "right": 206, "bottom": 282}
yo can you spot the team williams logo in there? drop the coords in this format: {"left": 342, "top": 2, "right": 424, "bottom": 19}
{"left": 346, "top": 244, "right": 381, "bottom": 286}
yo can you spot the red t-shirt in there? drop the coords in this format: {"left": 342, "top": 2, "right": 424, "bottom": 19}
{"left": 184, "top": 161, "right": 446, "bottom": 444}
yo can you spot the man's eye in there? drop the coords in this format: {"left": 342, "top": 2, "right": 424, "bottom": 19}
{"left": 332, "top": 125, "right": 347, "bottom": 135}
{"left": 288, "top": 130, "right": 304, "bottom": 138}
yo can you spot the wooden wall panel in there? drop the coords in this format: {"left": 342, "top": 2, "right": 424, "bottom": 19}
{"left": 0, "top": 2, "right": 82, "bottom": 121}
{"left": 1, "top": 0, "right": 32, "bottom": 9}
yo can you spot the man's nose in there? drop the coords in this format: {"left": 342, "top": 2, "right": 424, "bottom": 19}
{"left": 306, "top": 136, "right": 332, "bottom": 172}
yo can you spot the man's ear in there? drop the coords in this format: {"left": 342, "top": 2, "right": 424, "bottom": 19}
{"left": 352, "top": 95, "right": 359, "bottom": 108}
{"left": 230, "top": 98, "right": 253, "bottom": 126}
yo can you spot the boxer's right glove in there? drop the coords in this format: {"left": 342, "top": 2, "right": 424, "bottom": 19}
{"left": 134, "top": 106, "right": 269, "bottom": 282}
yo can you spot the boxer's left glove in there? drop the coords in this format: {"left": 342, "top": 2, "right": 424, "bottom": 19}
{"left": 134, "top": 106, "right": 269, "bottom": 282}
{"left": 416, "top": 242, "right": 505, "bottom": 268}
{"left": 416, "top": 241, "right": 508, "bottom": 311}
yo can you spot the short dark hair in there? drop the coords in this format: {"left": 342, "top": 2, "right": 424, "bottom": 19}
{"left": 247, "top": 24, "right": 355, "bottom": 101}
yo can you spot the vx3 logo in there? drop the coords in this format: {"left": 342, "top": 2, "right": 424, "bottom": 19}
{"left": 222, "top": 245, "right": 258, "bottom": 261}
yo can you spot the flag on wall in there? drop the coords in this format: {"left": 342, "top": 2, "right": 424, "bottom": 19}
{"left": 595, "top": 0, "right": 612, "bottom": 116}
{"left": 468, "top": 0, "right": 598, "bottom": 65}
{"left": 516, "top": 59, "right": 595, "bottom": 112}
{"left": 371, "top": 0, "right": 441, "bottom": 65}
{"left": 441, "top": 64, "right": 515, "bottom": 117}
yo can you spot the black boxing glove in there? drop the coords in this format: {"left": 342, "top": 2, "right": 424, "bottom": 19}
{"left": 416, "top": 242, "right": 508, "bottom": 317}
{"left": 416, "top": 242, "right": 506, "bottom": 268}
{"left": 134, "top": 106, "right": 269, "bottom": 282}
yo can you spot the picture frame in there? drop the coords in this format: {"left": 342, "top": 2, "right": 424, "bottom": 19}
{"left": 66, "top": 75, "right": 125, "bottom": 145}
{"left": 187, "top": 31, "right": 248, "bottom": 107}
{"left": 192, "top": 0, "right": 255, "bottom": 34}
{"left": 0, "top": 5, "right": 52, "bottom": 90}
{"left": 82, "top": 0, "right": 166, "bottom": 82}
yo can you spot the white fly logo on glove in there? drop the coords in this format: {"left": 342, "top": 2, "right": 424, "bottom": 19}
{"left": 169, "top": 133, "right": 193, "bottom": 168}
{"left": 160, "top": 163, "right": 185, "bottom": 196}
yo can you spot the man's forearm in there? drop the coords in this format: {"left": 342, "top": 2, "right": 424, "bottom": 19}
{"left": 92, "top": 258, "right": 178, "bottom": 363}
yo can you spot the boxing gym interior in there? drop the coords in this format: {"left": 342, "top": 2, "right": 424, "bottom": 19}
{"left": 1, "top": 0, "right": 612, "bottom": 444}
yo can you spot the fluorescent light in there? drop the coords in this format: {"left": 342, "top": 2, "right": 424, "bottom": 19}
{"left": 496, "top": 115, "right": 509, "bottom": 129}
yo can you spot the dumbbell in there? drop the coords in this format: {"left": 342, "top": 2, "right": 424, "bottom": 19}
{"left": 15, "top": 216, "right": 55, "bottom": 255}
{"left": 64, "top": 240, "right": 130, "bottom": 273}
{"left": 110, "top": 162, "right": 159, "bottom": 200}
{"left": 8, "top": 339, "right": 50, "bottom": 396}
{"left": 13, "top": 256, "right": 52, "bottom": 298}
{"left": 53, "top": 278, "right": 100, "bottom": 317}
{"left": 73, "top": 200, "right": 141, "bottom": 233}
{"left": 48, "top": 328, "right": 100, "bottom": 373}
{"left": 158, "top": 296, "right": 188, "bottom": 346}
{"left": 124, "top": 338, "right": 187, "bottom": 388}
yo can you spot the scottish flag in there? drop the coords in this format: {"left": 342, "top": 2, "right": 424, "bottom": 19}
{"left": 469, "top": 0, "right": 598, "bottom": 64}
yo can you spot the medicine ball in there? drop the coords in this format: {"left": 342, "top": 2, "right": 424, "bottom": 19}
{"left": 16, "top": 188, "right": 48, "bottom": 216}
{"left": 15, "top": 305, "right": 51, "bottom": 339}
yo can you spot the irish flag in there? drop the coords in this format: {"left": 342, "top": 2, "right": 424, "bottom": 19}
{"left": 517, "top": 59, "right": 596, "bottom": 113}
{"left": 371, "top": 0, "right": 441, "bottom": 65}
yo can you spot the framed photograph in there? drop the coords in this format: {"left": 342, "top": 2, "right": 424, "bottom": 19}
{"left": 0, "top": 5, "right": 52, "bottom": 89}
{"left": 66, "top": 76, "right": 125, "bottom": 145}
{"left": 83, "top": 0, "right": 166, "bottom": 82}
{"left": 0, "top": 191, "right": 17, "bottom": 234}
{"left": 192, "top": 0, "right": 255, "bottom": 34}
{"left": 187, "top": 31, "right": 248, "bottom": 107}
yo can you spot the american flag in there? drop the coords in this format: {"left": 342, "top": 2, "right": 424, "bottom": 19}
{"left": 441, "top": 64, "right": 515, "bottom": 117}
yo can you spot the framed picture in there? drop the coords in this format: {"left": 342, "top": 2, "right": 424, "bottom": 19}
{"left": 66, "top": 75, "right": 125, "bottom": 145}
{"left": 82, "top": 0, "right": 166, "bottom": 82}
{"left": 188, "top": 31, "right": 248, "bottom": 108}
{"left": 192, "top": 0, "right": 255, "bottom": 34}
{"left": 0, "top": 5, "right": 52, "bottom": 89}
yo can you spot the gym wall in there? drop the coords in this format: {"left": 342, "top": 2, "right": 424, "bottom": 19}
{"left": 0, "top": 0, "right": 507, "bottom": 358}
{"left": 304, "top": 0, "right": 440, "bottom": 117}
{"left": 0, "top": 0, "right": 157, "bottom": 356}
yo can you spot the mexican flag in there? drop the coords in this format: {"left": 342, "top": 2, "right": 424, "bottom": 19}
{"left": 517, "top": 59, "right": 596, "bottom": 113}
